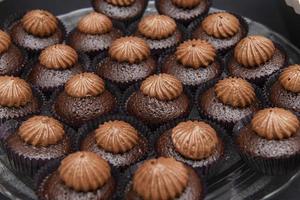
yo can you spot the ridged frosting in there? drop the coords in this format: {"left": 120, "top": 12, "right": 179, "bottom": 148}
{"left": 59, "top": 151, "right": 111, "bottom": 192}
{"left": 172, "top": 121, "right": 218, "bottom": 160}
{"left": 39, "top": 44, "right": 78, "bottom": 69}
{"left": 65, "top": 73, "right": 105, "bottom": 98}
{"left": 234, "top": 35, "right": 276, "bottom": 67}
{"left": 0, "top": 30, "right": 11, "bottom": 54}
{"left": 105, "top": 0, "right": 135, "bottom": 6}
{"left": 140, "top": 73, "right": 183, "bottom": 101}
{"left": 138, "top": 15, "right": 177, "bottom": 39}
{"left": 109, "top": 36, "right": 150, "bottom": 64}
{"left": 21, "top": 10, "right": 58, "bottom": 37}
{"left": 176, "top": 39, "right": 216, "bottom": 69}
{"left": 133, "top": 157, "right": 189, "bottom": 200}
{"left": 78, "top": 12, "right": 112, "bottom": 35}
{"left": 202, "top": 12, "right": 240, "bottom": 39}
{"left": 171, "top": 0, "right": 201, "bottom": 9}
{"left": 215, "top": 77, "right": 256, "bottom": 107}
{"left": 251, "top": 108, "right": 300, "bottom": 140}
{"left": 95, "top": 120, "right": 139, "bottom": 153}
{"left": 279, "top": 65, "right": 300, "bottom": 93}
{"left": 18, "top": 116, "right": 64, "bottom": 147}
{"left": 0, "top": 76, "right": 33, "bottom": 107}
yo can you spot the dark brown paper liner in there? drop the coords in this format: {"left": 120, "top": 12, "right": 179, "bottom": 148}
{"left": 194, "top": 76, "right": 265, "bottom": 130}
{"left": 263, "top": 71, "right": 300, "bottom": 117}
{"left": 188, "top": 11, "right": 249, "bottom": 56}
{"left": 2, "top": 118, "right": 77, "bottom": 177}
{"left": 48, "top": 80, "right": 122, "bottom": 129}
{"left": 121, "top": 82, "right": 194, "bottom": 130}
{"left": 233, "top": 115, "right": 300, "bottom": 175}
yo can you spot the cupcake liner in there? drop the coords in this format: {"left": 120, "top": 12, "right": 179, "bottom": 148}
{"left": 2, "top": 47, "right": 29, "bottom": 77}
{"left": 233, "top": 115, "right": 300, "bottom": 175}
{"left": 195, "top": 76, "right": 265, "bottom": 130}
{"left": 48, "top": 80, "right": 122, "bottom": 129}
{"left": 121, "top": 82, "right": 194, "bottom": 130}
{"left": 0, "top": 119, "right": 20, "bottom": 151}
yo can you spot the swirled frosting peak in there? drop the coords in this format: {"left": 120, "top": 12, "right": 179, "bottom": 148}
{"left": 0, "top": 30, "right": 11, "bottom": 54}
{"left": 78, "top": 12, "right": 112, "bottom": 35}
{"left": 176, "top": 39, "right": 216, "bottom": 69}
{"left": 234, "top": 35, "right": 276, "bottom": 67}
{"left": 39, "top": 44, "right": 78, "bottom": 69}
{"left": 133, "top": 157, "right": 189, "bottom": 200}
{"left": 21, "top": 10, "right": 58, "bottom": 37}
{"left": 251, "top": 108, "right": 300, "bottom": 140}
{"left": 105, "top": 0, "right": 135, "bottom": 6}
{"left": 95, "top": 120, "right": 139, "bottom": 153}
{"left": 18, "top": 116, "right": 64, "bottom": 147}
{"left": 65, "top": 73, "right": 105, "bottom": 98}
{"left": 215, "top": 77, "right": 256, "bottom": 107}
{"left": 279, "top": 65, "right": 300, "bottom": 93}
{"left": 202, "top": 12, "right": 240, "bottom": 39}
{"left": 0, "top": 76, "right": 33, "bottom": 107}
{"left": 172, "top": 0, "right": 201, "bottom": 8}
{"left": 172, "top": 121, "right": 219, "bottom": 160}
{"left": 138, "top": 15, "right": 176, "bottom": 39}
{"left": 109, "top": 36, "right": 150, "bottom": 64}
{"left": 140, "top": 73, "right": 183, "bottom": 101}
{"left": 59, "top": 151, "right": 111, "bottom": 192}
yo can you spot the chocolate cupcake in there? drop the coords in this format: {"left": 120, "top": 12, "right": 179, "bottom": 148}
{"left": 125, "top": 73, "right": 191, "bottom": 128}
{"left": 52, "top": 73, "right": 117, "bottom": 128}
{"left": 0, "top": 30, "right": 27, "bottom": 76}
{"left": 94, "top": 36, "right": 156, "bottom": 90}
{"left": 135, "top": 14, "right": 182, "bottom": 56}
{"left": 196, "top": 77, "right": 261, "bottom": 129}
{"left": 67, "top": 12, "right": 123, "bottom": 57}
{"left": 6, "top": 10, "right": 66, "bottom": 53}
{"left": 0, "top": 76, "right": 42, "bottom": 123}
{"left": 155, "top": 0, "right": 211, "bottom": 26}
{"left": 161, "top": 39, "right": 223, "bottom": 89}
{"left": 27, "top": 44, "right": 87, "bottom": 95}
{"left": 227, "top": 35, "right": 287, "bottom": 85}
{"left": 91, "top": 0, "right": 148, "bottom": 27}
{"left": 234, "top": 108, "right": 300, "bottom": 175}
{"left": 3, "top": 116, "right": 72, "bottom": 176}
{"left": 124, "top": 157, "right": 204, "bottom": 200}
{"left": 264, "top": 65, "right": 300, "bottom": 116}
{"left": 78, "top": 115, "right": 149, "bottom": 169}
{"left": 156, "top": 120, "right": 224, "bottom": 176}
{"left": 37, "top": 151, "right": 116, "bottom": 200}
{"left": 192, "top": 12, "right": 248, "bottom": 54}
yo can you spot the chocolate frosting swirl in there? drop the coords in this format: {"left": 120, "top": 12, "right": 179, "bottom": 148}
{"left": 0, "top": 30, "right": 11, "bottom": 54}
{"left": 138, "top": 15, "right": 177, "bottom": 39}
{"left": 95, "top": 120, "right": 139, "bottom": 153}
{"left": 0, "top": 76, "right": 33, "bottom": 107}
{"left": 78, "top": 12, "right": 112, "bottom": 35}
{"left": 133, "top": 157, "right": 189, "bottom": 200}
{"left": 140, "top": 73, "right": 183, "bottom": 101}
{"left": 215, "top": 77, "right": 256, "bottom": 107}
{"left": 202, "top": 12, "right": 240, "bottom": 39}
{"left": 172, "top": 121, "right": 219, "bottom": 160}
{"left": 251, "top": 108, "right": 300, "bottom": 140}
{"left": 109, "top": 36, "right": 150, "bottom": 64}
{"left": 65, "top": 73, "right": 105, "bottom": 98}
{"left": 171, "top": 0, "right": 201, "bottom": 9}
{"left": 176, "top": 39, "right": 216, "bottom": 69}
{"left": 21, "top": 10, "right": 58, "bottom": 37}
{"left": 105, "top": 0, "right": 135, "bottom": 6}
{"left": 279, "top": 65, "right": 300, "bottom": 93}
{"left": 59, "top": 151, "right": 111, "bottom": 192}
{"left": 39, "top": 44, "right": 78, "bottom": 69}
{"left": 234, "top": 35, "right": 276, "bottom": 67}
{"left": 18, "top": 116, "right": 64, "bottom": 147}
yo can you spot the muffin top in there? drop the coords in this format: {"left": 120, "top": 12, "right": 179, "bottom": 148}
{"left": 0, "top": 30, "right": 12, "bottom": 54}
{"left": 278, "top": 64, "right": 300, "bottom": 93}
{"left": 171, "top": 0, "right": 202, "bottom": 9}
{"left": 77, "top": 12, "right": 113, "bottom": 35}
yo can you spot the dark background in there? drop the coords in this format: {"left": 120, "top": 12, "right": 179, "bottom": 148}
{"left": 0, "top": 0, "right": 299, "bottom": 200}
